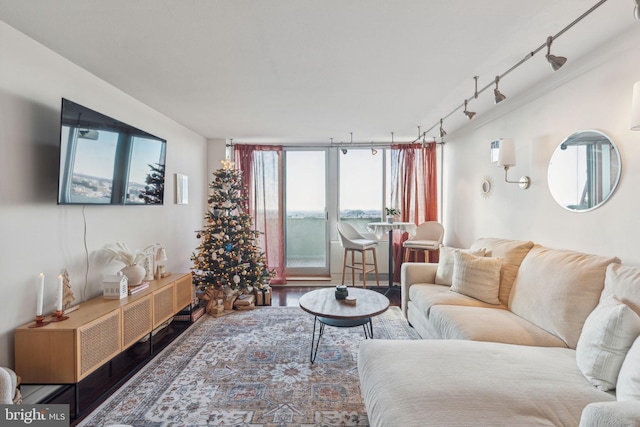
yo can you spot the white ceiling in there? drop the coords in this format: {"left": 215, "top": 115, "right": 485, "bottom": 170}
{"left": 0, "top": 0, "right": 636, "bottom": 143}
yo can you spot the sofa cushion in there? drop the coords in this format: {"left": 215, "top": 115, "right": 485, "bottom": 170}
{"left": 576, "top": 295, "right": 640, "bottom": 391}
{"left": 429, "top": 305, "right": 568, "bottom": 347}
{"left": 509, "top": 245, "right": 619, "bottom": 349}
{"left": 450, "top": 251, "right": 502, "bottom": 305}
{"left": 409, "top": 284, "right": 505, "bottom": 319}
{"left": 469, "top": 237, "right": 534, "bottom": 305}
{"left": 617, "top": 335, "right": 640, "bottom": 401}
{"left": 358, "top": 339, "right": 613, "bottom": 427}
{"left": 435, "top": 245, "right": 486, "bottom": 286}
{"left": 601, "top": 263, "right": 640, "bottom": 316}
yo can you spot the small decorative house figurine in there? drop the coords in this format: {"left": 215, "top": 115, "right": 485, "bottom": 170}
{"left": 103, "top": 272, "right": 128, "bottom": 299}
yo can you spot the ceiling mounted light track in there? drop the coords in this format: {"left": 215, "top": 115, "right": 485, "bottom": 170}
{"left": 413, "top": 0, "right": 611, "bottom": 142}
{"left": 494, "top": 76, "right": 506, "bottom": 104}
{"left": 545, "top": 36, "right": 567, "bottom": 71}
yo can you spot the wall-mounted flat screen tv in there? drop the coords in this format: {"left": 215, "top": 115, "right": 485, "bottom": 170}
{"left": 58, "top": 99, "right": 167, "bottom": 205}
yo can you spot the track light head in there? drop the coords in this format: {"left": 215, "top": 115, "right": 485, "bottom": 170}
{"left": 635, "top": 0, "right": 640, "bottom": 20}
{"left": 341, "top": 148, "right": 348, "bottom": 155}
{"left": 370, "top": 141, "right": 378, "bottom": 155}
{"left": 439, "top": 119, "right": 447, "bottom": 137}
{"left": 494, "top": 76, "right": 506, "bottom": 104}
{"left": 546, "top": 54, "right": 567, "bottom": 71}
{"left": 546, "top": 36, "right": 567, "bottom": 71}
{"left": 463, "top": 100, "right": 476, "bottom": 120}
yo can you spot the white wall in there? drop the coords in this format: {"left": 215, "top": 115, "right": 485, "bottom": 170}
{"left": 0, "top": 21, "right": 208, "bottom": 368}
{"left": 442, "top": 26, "right": 640, "bottom": 264}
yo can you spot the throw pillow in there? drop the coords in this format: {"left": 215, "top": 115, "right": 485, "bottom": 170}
{"left": 617, "top": 335, "right": 640, "bottom": 401}
{"left": 450, "top": 251, "right": 502, "bottom": 305}
{"left": 576, "top": 295, "right": 640, "bottom": 391}
{"left": 435, "top": 246, "right": 486, "bottom": 286}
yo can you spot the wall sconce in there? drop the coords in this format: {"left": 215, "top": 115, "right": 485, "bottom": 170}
{"left": 632, "top": 81, "right": 640, "bottom": 131}
{"left": 491, "top": 138, "right": 530, "bottom": 189}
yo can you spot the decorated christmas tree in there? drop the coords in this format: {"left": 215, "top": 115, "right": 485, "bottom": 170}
{"left": 191, "top": 160, "right": 274, "bottom": 293}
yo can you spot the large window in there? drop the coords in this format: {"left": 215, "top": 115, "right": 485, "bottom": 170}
{"left": 339, "top": 149, "right": 386, "bottom": 233}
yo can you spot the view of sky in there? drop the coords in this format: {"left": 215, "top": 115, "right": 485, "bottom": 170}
{"left": 284, "top": 149, "right": 385, "bottom": 212}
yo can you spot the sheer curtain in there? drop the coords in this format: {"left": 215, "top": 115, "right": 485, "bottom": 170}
{"left": 234, "top": 145, "right": 286, "bottom": 284}
{"left": 389, "top": 142, "right": 438, "bottom": 282}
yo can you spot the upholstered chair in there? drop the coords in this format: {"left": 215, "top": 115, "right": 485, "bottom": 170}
{"left": 403, "top": 221, "right": 444, "bottom": 262}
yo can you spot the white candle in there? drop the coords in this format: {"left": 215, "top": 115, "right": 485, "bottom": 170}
{"left": 57, "top": 274, "right": 63, "bottom": 311}
{"left": 36, "top": 273, "right": 44, "bottom": 316}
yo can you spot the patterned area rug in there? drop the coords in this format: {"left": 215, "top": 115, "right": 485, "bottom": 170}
{"left": 77, "top": 305, "right": 419, "bottom": 427}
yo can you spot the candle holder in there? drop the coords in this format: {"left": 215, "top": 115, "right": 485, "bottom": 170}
{"left": 51, "top": 310, "right": 69, "bottom": 322}
{"left": 29, "top": 315, "right": 51, "bottom": 328}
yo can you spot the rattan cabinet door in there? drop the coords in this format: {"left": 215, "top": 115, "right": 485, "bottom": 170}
{"left": 174, "top": 273, "right": 194, "bottom": 312}
{"left": 153, "top": 284, "right": 175, "bottom": 328}
{"left": 122, "top": 295, "right": 153, "bottom": 349}
{"left": 77, "top": 309, "right": 121, "bottom": 381}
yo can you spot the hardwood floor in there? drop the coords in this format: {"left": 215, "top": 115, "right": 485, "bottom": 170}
{"left": 271, "top": 285, "right": 401, "bottom": 307}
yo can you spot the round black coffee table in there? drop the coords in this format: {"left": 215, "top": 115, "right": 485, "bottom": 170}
{"left": 298, "top": 287, "right": 390, "bottom": 363}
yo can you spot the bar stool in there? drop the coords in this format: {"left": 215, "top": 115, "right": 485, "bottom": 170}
{"left": 337, "top": 222, "right": 380, "bottom": 288}
{"left": 403, "top": 221, "right": 444, "bottom": 262}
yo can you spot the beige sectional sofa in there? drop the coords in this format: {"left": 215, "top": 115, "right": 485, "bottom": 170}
{"left": 358, "top": 238, "right": 640, "bottom": 427}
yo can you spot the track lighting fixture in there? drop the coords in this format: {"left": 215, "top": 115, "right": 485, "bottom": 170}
{"left": 634, "top": 0, "right": 640, "bottom": 20}
{"left": 371, "top": 141, "right": 378, "bottom": 155}
{"left": 545, "top": 36, "right": 567, "bottom": 71}
{"left": 494, "top": 76, "right": 506, "bottom": 104}
{"left": 439, "top": 119, "right": 447, "bottom": 137}
{"left": 341, "top": 132, "right": 354, "bottom": 154}
{"left": 463, "top": 100, "right": 476, "bottom": 120}
{"left": 415, "top": 1, "right": 611, "bottom": 142}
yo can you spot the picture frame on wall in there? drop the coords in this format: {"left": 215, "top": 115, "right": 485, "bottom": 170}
{"left": 176, "top": 173, "right": 188, "bottom": 205}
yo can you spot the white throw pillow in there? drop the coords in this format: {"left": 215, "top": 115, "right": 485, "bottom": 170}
{"left": 617, "top": 335, "right": 640, "bottom": 400}
{"left": 435, "top": 246, "right": 486, "bottom": 286}
{"left": 450, "top": 251, "right": 502, "bottom": 305}
{"left": 576, "top": 295, "right": 640, "bottom": 391}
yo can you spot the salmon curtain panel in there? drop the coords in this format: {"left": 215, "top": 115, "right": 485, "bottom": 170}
{"left": 234, "top": 144, "right": 286, "bottom": 284}
{"left": 389, "top": 142, "right": 438, "bottom": 283}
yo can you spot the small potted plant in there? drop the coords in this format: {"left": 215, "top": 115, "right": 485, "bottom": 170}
{"left": 384, "top": 207, "right": 401, "bottom": 223}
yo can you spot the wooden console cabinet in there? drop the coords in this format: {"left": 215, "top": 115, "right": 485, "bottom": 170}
{"left": 14, "top": 272, "right": 193, "bottom": 385}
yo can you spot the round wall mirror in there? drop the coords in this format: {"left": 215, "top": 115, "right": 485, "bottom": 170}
{"left": 547, "top": 130, "right": 621, "bottom": 212}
